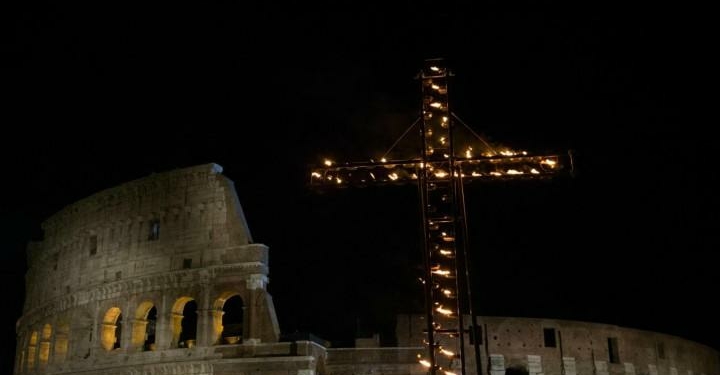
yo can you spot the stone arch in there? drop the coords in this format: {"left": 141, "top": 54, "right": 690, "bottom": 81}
{"left": 132, "top": 301, "right": 157, "bottom": 351}
{"left": 27, "top": 330, "right": 38, "bottom": 371}
{"left": 171, "top": 297, "right": 197, "bottom": 348}
{"left": 39, "top": 323, "right": 52, "bottom": 368}
{"left": 212, "top": 292, "right": 245, "bottom": 345}
{"left": 54, "top": 321, "right": 70, "bottom": 364}
{"left": 101, "top": 307, "right": 123, "bottom": 351}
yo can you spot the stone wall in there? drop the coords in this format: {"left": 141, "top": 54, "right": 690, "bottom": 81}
{"left": 15, "top": 164, "right": 282, "bottom": 374}
{"left": 395, "top": 314, "right": 720, "bottom": 375}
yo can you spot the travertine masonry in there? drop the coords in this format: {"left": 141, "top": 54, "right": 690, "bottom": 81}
{"left": 15, "top": 164, "right": 290, "bottom": 374}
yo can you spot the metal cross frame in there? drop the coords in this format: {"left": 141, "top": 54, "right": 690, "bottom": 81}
{"left": 309, "top": 58, "right": 573, "bottom": 375}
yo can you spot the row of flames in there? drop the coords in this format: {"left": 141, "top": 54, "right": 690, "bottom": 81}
{"left": 311, "top": 156, "right": 559, "bottom": 186}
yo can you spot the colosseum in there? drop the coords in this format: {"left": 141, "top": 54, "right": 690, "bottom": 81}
{"left": 15, "top": 163, "right": 719, "bottom": 375}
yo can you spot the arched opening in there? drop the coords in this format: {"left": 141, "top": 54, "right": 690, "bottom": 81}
{"left": 27, "top": 331, "right": 38, "bottom": 371}
{"left": 132, "top": 302, "right": 157, "bottom": 351}
{"left": 114, "top": 314, "right": 123, "bottom": 349}
{"left": 171, "top": 297, "right": 197, "bottom": 348}
{"left": 101, "top": 307, "right": 122, "bottom": 351}
{"left": 39, "top": 324, "right": 52, "bottom": 368}
{"left": 144, "top": 307, "right": 157, "bottom": 351}
{"left": 221, "top": 295, "right": 244, "bottom": 344}
{"left": 166, "top": 298, "right": 199, "bottom": 348}
{"left": 54, "top": 323, "right": 69, "bottom": 363}
{"left": 179, "top": 300, "right": 197, "bottom": 347}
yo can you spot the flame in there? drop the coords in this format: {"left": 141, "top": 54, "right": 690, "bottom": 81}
{"left": 441, "top": 232, "right": 455, "bottom": 242}
{"left": 442, "top": 116, "right": 449, "bottom": 123}
{"left": 430, "top": 102, "right": 443, "bottom": 108}
{"left": 431, "top": 84, "right": 440, "bottom": 90}
{"left": 490, "top": 171, "right": 502, "bottom": 176}
{"left": 419, "top": 359, "right": 432, "bottom": 368}
{"left": 442, "top": 289, "right": 453, "bottom": 297}
{"left": 440, "top": 348, "right": 455, "bottom": 357}
{"left": 530, "top": 168, "right": 540, "bottom": 174}
{"left": 369, "top": 172, "right": 376, "bottom": 180}
{"left": 436, "top": 306, "right": 453, "bottom": 315}
{"left": 335, "top": 177, "right": 342, "bottom": 184}
{"left": 430, "top": 66, "right": 440, "bottom": 72}
{"left": 439, "top": 249, "right": 453, "bottom": 256}
{"left": 311, "top": 172, "right": 322, "bottom": 178}
{"left": 389, "top": 173, "right": 399, "bottom": 181}
{"left": 506, "top": 169, "right": 523, "bottom": 175}
{"left": 439, "top": 136, "right": 446, "bottom": 145}
{"left": 541, "top": 158, "right": 557, "bottom": 167}
{"left": 380, "top": 157, "right": 387, "bottom": 163}
{"left": 471, "top": 172, "right": 481, "bottom": 177}
{"left": 431, "top": 269, "right": 451, "bottom": 276}
{"left": 445, "top": 371, "right": 458, "bottom": 375}
{"left": 324, "top": 159, "right": 333, "bottom": 166}
{"left": 435, "top": 170, "right": 448, "bottom": 178}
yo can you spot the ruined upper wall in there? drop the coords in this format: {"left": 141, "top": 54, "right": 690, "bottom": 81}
{"left": 23, "top": 163, "right": 257, "bottom": 312}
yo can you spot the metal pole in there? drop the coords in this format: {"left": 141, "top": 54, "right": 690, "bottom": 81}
{"left": 458, "top": 175, "right": 483, "bottom": 375}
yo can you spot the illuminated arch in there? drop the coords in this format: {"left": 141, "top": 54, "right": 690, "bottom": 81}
{"left": 101, "top": 307, "right": 122, "bottom": 351}
{"left": 27, "top": 331, "right": 38, "bottom": 371}
{"left": 171, "top": 297, "right": 197, "bottom": 348}
{"left": 41, "top": 324, "right": 52, "bottom": 340}
{"left": 39, "top": 323, "right": 52, "bottom": 368}
{"left": 132, "top": 301, "right": 157, "bottom": 351}
{"left": 212, "top": 292, "right": 244, "bottom": 345}
{"left": 54, "top": 322, "right": 70, "bottom": 363}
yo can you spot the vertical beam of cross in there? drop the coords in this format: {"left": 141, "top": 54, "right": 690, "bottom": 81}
{"left": 417, "top": 58, "right": 465, "bottom": 375}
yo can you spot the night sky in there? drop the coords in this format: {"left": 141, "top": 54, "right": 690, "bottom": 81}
{"left": 3, "top": 0, "right": 717, "bottom": 371}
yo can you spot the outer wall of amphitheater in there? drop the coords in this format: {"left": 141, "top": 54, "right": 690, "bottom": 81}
{"left": 14, "top": 163, "right": 719, "bottom": 375}
{"left": 395, "top": 315, "right": 719, "bottom": 375}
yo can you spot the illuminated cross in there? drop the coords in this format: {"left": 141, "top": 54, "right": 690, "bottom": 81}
{"left": 309, "top": 58, "right": 573, "bottom": 375}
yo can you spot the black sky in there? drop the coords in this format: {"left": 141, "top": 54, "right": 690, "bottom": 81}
{"left": 3, "top": 0, "right": 717, "bottom": 371}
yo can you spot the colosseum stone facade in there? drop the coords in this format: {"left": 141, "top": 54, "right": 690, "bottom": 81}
{"left": 15, "top": 163, "right": 719, "bottom": 375}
